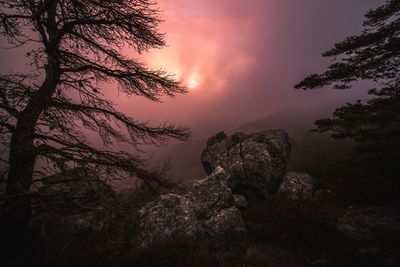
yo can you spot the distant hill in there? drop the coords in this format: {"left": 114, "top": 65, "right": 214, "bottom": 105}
{"left": 155, "top": 105, "right": 354, "bottom": 181}
{"left": 237, "top": 106, "right": 353, "bottom": 172}
{"left": 237, "top": 106, "right": 331, "bottom": 136}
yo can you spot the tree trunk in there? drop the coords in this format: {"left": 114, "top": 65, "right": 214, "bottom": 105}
{"left": 2, "top": 70, "right": 60, "bottom": 229}
{"left": 0, "top": 116, "right": 36, "bottom": 266}
{"left": 2, "top": 2, "right": 61, "bottom": 227}
{"left": 1, "top": 63, "right": 60, "bottom": 266}
{"left": 2, "top": 50, "right": 60, "bottom": 240}
{"left": 2, "top": 51, "right": 60, "bottom": 227}
{"left": 0, "top": 2, "right": 60, "bottom": 264}
{"left": 3, "top": 120, "right": 36, "bottom": 230}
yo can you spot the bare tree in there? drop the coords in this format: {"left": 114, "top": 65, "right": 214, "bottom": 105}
{"left": 0, "top": 0, "right": 190, "bottom": 233}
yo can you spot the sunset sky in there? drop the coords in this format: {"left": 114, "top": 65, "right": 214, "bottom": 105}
{"left": 112, "top": 0, "right": 382, "bottom": 138}
{"left": 0, "top": 0, "right": 383, "bottom": 139}
{"left": 0, "top": 0, "right": 389, "bottom": 182}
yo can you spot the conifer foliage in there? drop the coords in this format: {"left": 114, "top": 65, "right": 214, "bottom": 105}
{"left": 296, "top": 0, "right": 400, "bottom": 179}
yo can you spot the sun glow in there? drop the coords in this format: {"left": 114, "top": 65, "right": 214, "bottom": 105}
{"left": 187, "top": 72, "right": 201, "bottom": 89}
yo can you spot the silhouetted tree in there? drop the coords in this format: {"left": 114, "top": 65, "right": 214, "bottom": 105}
{"left": 296, "top": 0, "right": 400, "bottom": 200}
{"left": 0, "top": 0, "right": 190, "bottom": 234}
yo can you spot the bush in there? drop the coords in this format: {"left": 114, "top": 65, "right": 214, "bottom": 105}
{"left": 241, "top": 195, "right": 355, "bottom": 266}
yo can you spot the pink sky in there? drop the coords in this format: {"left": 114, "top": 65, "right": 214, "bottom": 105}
{"left": 0, "top": 0, "right": 384, "bottom": 180}
{"left": 0, "top": 0, "right": 382, "bottom": 138}
{"left": 111, "top": 0, "right": 381, "bottom": 138}
{"left": 0, "top": 0, "right": 383, "bottom": 138}
{"left": 147, "top": 0, "right": 260, "bottom": 91}
{"left": 116, "top": 0, "right": 266, "bottom": 136}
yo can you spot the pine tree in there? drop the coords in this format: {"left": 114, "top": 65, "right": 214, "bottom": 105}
{"left": 296, "top": 0, "right": 400, "bottom": 200}
{"left": 0, "top": 0, "right": 189, "bottom": 234}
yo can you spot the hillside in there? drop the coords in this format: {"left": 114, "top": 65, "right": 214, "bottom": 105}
{"left": 156, "top": 105, "right": 352, "bottom": 181}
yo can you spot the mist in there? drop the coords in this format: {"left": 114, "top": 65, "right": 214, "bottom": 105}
{"left": 127, "top": 0, "right": 383, "bottom": 179}
{"left": 0, "top": 0, "right": 383, "bottom": 180}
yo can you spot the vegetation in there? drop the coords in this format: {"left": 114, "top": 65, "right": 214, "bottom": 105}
{"left": 0, "top": 1, "right": 191, "bottom": 265}
{"left": 27, "top": 189, "right": 371, "bottom": 267}
{"left": 296, "top": 0, "right": 400, "bottom": 204}
{"left": 0, "top": 0, "right": 189, "bottom": 235}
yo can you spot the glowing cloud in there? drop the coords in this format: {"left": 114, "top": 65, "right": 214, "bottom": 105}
{"left": 187, "top": 72, "right": 201, "bottom": 89}
{"left": 143, "top": 0, "right": 258, "bottom": 93}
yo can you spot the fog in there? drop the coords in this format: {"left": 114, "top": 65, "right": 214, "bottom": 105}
{"left": 133, "top": 0, "right": 382, "bottom": 179}
{"left": 116, "top": 0, "right": 381, "bottom": 135}
{"left": 0, "top": 0, "right": 383, "bottom": 181}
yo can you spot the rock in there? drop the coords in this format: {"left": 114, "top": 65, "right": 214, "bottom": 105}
{"left": 201, "top": 206, "right": 246, "bottom": 248}
{"left": 278, "top": 172, "right": 315, "bottom": 200}
{"left": 206, "top": 131, "right": 228, "bottom": 147}
{"left": 135, "top": 167, "right": 246, "bottom": 249}
{"left": 201, "top": 129, "right": 291, "bottom": 199}
{"left": 36, "top": 167, "right": 115, "bottom": 231}
{"left": 337, "top": 206, "right": 400, "bottom": 267}
{"left": 233, "top": 194, "right": 248, "bottom": 207}
{"left": 183, "top": 166, "right": 234, "bottom": 219}
{"left": 135, "top": 193, "right": 199, "bottom": 249}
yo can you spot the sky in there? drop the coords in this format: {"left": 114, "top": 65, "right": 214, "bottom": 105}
{"left": 0, "top": 0, "right": 383, "bottom": 138}
{"left": 0, "top": 0, "right": 385, "bottom": 180}
{"left": 113, "top": 0, "right": 383, "bottom": 139}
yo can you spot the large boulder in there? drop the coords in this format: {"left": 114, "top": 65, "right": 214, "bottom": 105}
{"left": 277, "top": 172, "right": 315, "bottom": 200}
{"left": 201, "top": 206, "right": 246, "bottom": 249}
{"left": 337, "top": 206, "right": 400, "bottom": 267}
{"left": 135, "top": 167, "right": 246, "bottom": 249}
{"left": 183, "top": 166, "right": 235, "bottom": 219}
{"left": 135, "top": 193, "right": 199, "bottom": 249}
{"left": 201, "top": 129, "right": 291, "bottom": 199}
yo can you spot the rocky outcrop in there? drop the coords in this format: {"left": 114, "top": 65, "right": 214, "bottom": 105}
{"left": 337, "top": 207, "right": 400, "bottom": 267}
{"left": 135, "top": 193, "right": 199, "bottom": 249}
{"left": 135, "top": 167, "right": 246, "bottom": 249}
{"left": 278, "top": 172, "right": 315, "bottom": 200}
{"left": 201, "top": 129, "right": 291, "bottom": 200}
{"left": 183, "top": 166, "right": 235, "bottom": 219}
{"left": 201, "top": 206, "right": 246, "bottom": 248}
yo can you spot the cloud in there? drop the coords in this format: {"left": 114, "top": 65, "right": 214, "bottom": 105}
{"left": 0, "top": 0, "right": 383, "bottom": 138}
{"left": 116, "top": 0, "right": 380, "bottom": 137}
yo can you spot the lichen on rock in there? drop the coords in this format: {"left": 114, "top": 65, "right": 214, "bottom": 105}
{"left": 278, "top": 172, "right": 315, "bottom": 200}
{"left": 135, "top": 167, "right": 246, "bottom": 249}
{"left": 201, "top": 129, "right": 291, "bottom": 199}
{"left": 135, "top": 193, "right": 199, "bottom": 249}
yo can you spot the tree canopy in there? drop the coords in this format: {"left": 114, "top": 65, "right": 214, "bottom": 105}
{"left": 0, "top": 0, "right": 190, "bottom": 234}
{"left": 296, "top": 0, "right": 400, "bottom": 179}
